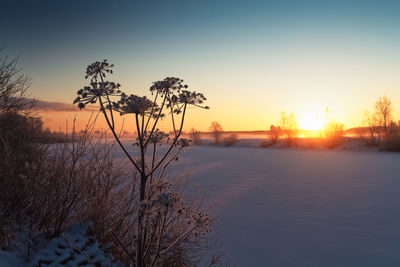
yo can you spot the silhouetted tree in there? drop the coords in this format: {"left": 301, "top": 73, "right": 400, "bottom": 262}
{"left": 0, "top": 48, "right": 42, "bottom": 162}
{"left": 375, "top": 96, "right": 392, "bottom": 136}
{"left": 360, "top": 96, "right": 393, "bottom": 146}
{"left": 280, "top": 112, "right": 298, "bottom": 146}
{"left": 0, "top": 47, "right": 33, "bottom": 112}
{"left": 209, "top": 121, "right": 223, "bottom": 144}
{"left": 268, "top": 125, "right": 282, "bottom": 144}
{"left": 359, "top": 110, "right": 380, "bottom": 146}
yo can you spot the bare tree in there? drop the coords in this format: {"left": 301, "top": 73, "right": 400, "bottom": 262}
{"left": 375, "top": 96, "right": 392, "bottom": 136}
{"left": 209, "top": 121, "right": 223, "bottom": 144}
{"left": 0, "top": 48, "right": 40, "bottom": 164}
{"left": 280, "top": 112, "right": 298, "bottom": 146}
{"left": 268, "top": 125, "right": 281, "bottom": 144}
{"left": 0, "top": 48, "right": 33, "bottom": 112}
{"left": 360, "top": 96, "right": 393, "bottom": 147}
{"left": 359, "top": 110, "right": 380, "bottom": 146}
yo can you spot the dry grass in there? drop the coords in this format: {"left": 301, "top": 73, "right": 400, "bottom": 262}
{"left": 0, "top": 115, "right": 224, "bottom": 265}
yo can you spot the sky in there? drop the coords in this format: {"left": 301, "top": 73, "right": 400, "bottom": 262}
{"left": 2, "top": 0, "right": 400, "bottom": 131}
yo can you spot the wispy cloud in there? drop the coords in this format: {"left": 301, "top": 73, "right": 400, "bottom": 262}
{"left": 31, "top": 99, "right": 97, "bottom": 112}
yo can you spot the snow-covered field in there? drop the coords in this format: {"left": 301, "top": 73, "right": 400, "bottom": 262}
{"left": 5, "top": 144, "right": 397, "bottom": 266}
{"left": 173, "top": 146, "right": 400, "bottom": 266}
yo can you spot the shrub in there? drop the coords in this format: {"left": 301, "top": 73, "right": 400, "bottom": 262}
{"left": 260, "top": 139, "right": 273, "bottom": 147}
{"left": 381, "top": 121, "right": 400, "bottom": 151}
{"left": 0, "top": 118, "right": 130, "bottom": 260}
{"left": 223, "top": 133, "right": 238, "bottom": 146}
{"left": 0, "top": 56, "right": 222, "bottom": 265}
{"left": 323, "top": 121, "right": 345, "bottom": 149}
{"left": 189, "top": 128, "right": 202, "bottom": 144}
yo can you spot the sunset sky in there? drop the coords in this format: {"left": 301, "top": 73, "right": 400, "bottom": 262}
{"left": 2, "top": 0, "right": 400, "bottom": 131}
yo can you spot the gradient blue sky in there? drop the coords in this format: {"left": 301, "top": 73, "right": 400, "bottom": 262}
{"left": 2, "top": 0, "right": 400, "bottom": 131}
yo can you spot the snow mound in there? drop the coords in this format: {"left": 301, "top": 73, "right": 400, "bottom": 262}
{"left": 0, "top": 251, "right": 22, "bottom": 267}
{"left": 30, "top": 224, "right": 120, "bottom": 267}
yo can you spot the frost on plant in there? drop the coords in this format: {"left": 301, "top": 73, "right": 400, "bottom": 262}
{"left": 73, "top": 60, "right": 213, "bottom": 266}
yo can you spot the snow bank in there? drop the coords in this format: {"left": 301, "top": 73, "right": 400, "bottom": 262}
{"left": 0, "top": 251, "right": 22, "bottom": 267}
{"left": 1, "top": 224, "right": 121, "bottom": 267}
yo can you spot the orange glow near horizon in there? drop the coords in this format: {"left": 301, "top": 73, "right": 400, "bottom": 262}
{"left": 37, "top": 100, "right": 391, "bottom": 134}
{"left": 39, "top": 109, "right": 328, "bottom": 134}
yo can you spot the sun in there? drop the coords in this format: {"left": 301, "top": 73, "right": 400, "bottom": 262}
{"left": 298, "top": 112, "right": 326, "bottom": 131}
{"left": 298, "top": 117, "right": 324, "bottom": 131}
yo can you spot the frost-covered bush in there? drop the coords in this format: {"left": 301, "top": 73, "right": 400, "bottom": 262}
{"left": 74, "top": 60, "right": 216, "bottom": 266}
{"left": 0, "top": 119, "right": 131, "bottom": 263}
{"left": 223, "top": 133, "right": 238, "bottom": 146}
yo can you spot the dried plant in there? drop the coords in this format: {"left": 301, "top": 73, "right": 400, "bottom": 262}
{"left": 0, "top": 114, "right": 132, "bottom": 261}
{"left": 74, "top": 60, "right": 214, "bottom": 266}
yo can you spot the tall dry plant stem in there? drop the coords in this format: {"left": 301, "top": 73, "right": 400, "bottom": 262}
{"left": 74, "top": 60, "right": 211, "bottom": 266}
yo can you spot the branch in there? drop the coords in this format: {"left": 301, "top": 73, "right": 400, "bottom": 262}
{"left": 160, "top": 225, "right": 194, "bottom": 256}
{"left": 159, "top": 146, "right": 183, "bottom": 178}
{"left": 144, "top": 91, "right": 159, "bottom": 134}
{"left": 111, "top": 231, "right": 136, "bottom": 264}
{"left": 146, "top": 103, "right": 187, "bottom": 179}
{"left": 98, "top": 97, "right": 141, "bottom": 172}
{"left": 150, "top": 210, "right": 168, "bottom": 267}
{"left": 168, "top": 93, "right": 177, "bottom": 136}
{"left": 135, "top": 113, "right": 145, "bottom": 178}
{"left": 144, "top": 96, "right": 167, "bottom": 148}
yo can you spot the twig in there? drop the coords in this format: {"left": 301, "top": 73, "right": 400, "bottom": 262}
{"left": 111, "top": 231, "right": 136, "bottom": 264}
{"left": 62, "top": 233, "right": 96, "bottom": 266}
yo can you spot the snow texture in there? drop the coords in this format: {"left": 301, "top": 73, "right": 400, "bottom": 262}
{"left": 0, "top": 251, "right": 22, "bottom": 267}
{"left": 26, "top": 224, "right": 119, "bottom": 267}
{"left": 171, "top": 146, "right": 400, "bottom": 266}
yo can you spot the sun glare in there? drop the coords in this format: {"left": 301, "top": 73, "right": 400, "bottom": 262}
{"left": 298, "top": 112, "right": 326, "bottom": 131}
